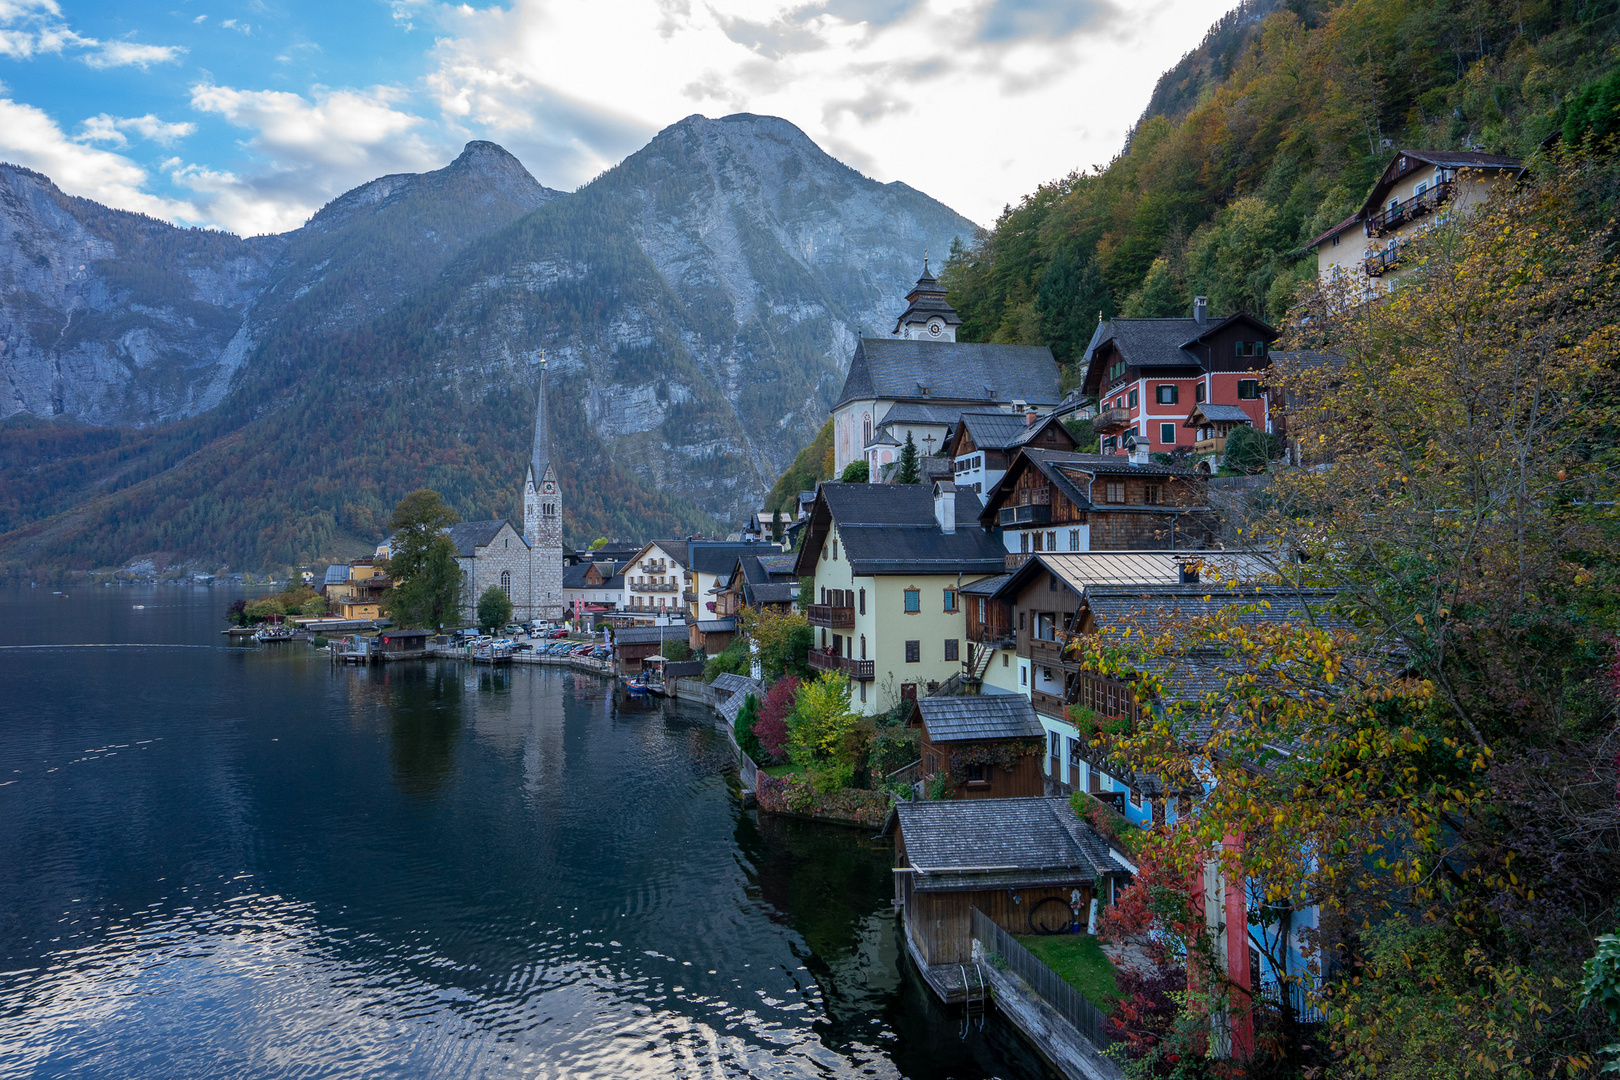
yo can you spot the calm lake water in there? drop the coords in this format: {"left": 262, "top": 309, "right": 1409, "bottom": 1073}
{"left": 0, "top": 586, "right": 1051, "bottom": 1080}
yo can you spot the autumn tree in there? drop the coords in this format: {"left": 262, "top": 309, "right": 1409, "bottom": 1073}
{"left": 476, "top": 584, "right": 513, "bottom": 634}
{"left": 383, "top": 489, "right": 463, "bottom": 630}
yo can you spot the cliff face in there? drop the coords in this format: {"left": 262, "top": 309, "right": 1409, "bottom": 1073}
{"left": 0, "top": 115, "right": 976, "bottom": 569}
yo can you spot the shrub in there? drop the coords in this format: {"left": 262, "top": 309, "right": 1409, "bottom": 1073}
{"left": 839, "top": 460, "right": 869, "bottom": 483}
{"left": 786, "top": 674, "right": 860, "bottom": 766}
{"left": 734, "top": 693, "right": 764, "bottom": 762}
{"left": 868, "top": 725, "right": 920, "bottom": 778}
{"left": 310, "top": 635, "right": 328, "bottom": 648}
{"left": 753, "top": 676, "right": 798, "bottom": 761}
{"left": 703, "top": 639, "right": 749, "bottom": 682}
{"left": 810, "top": 761, "right": 855, "bottom": 793}
{"left": 1222, "top": 424, "right": 1280, "bottom": 474}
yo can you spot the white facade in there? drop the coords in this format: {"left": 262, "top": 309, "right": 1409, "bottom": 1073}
{"left": 621, "top": 542, "right": 688, "bottom": 624}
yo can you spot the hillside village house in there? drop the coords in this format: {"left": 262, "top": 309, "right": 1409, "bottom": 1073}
{"left": 563, "top": 559, "right": 623, "bottom": 623}
{"left": 832, "top": 266, "right": 1061, "bottom": 477}
{"left": 682, "top": 541, "right": 780, "bottom": 653}
{"left": 1305, "top": 149, "right": 1523, "bottom": 287}
{"left": 715, "top": 553, "right": 799, "bottom": 621}
{"left": 911, "top": 695, "right": 1048, "bottom": 800}
{"left": 320, "top": 561, "right": 392, "bottom": 620}
{"left": 1081, "top": 301, "right": 1279, "bottom": 462}
{"left": 619, "top": 541, "right": 689, "bottom": 624}
{"left": 980, "top": 447, "right": 1214, "bottom": 557}
{"left": 794, "top": 481, "right": 1004, "bottom": 715}
{"left": 944, "top": 409, "right": 1077, "bottom": 496}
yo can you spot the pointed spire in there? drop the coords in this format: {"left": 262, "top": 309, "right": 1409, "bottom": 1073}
{"left": 530, "top": 350, "right": 552, "bottom": 484}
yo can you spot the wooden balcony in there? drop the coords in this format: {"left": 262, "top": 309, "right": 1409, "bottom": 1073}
{"left": 807, "top": 603, "right": 855, "bottom": 628}
{"left": 1364, "top": 180, "right": 1452, "bottom": 236}
{"left": 1031, "top": 689, "right": 1069, "bottom": 718}
{"left": 636, "top": 582, "right": 679, "bottom": 593}
{"left": 1004, "top": 552, "right": 1031, "bottom": 570}
{"left": 1094, "top": 407, "right": 1134, "bottom": 435}
{"left": 807, "top": 650, "right": 874, "bottom": 680}
{"left": 1364, "top": 244, "right": 1403, "bottom": 278}
{"left": 999, "top": 503, "right": 1052, "bottom": 527}
{"left": 1017, "top": 629, "right": 1070, "bottom": 666}
{"left": 968, "top": 624, "right": 1015, "bottom": 648}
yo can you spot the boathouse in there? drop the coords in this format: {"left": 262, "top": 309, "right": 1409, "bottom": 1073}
{"left": 613, "top": 625, "right": 689, "bottom": 674}
{"left": 888, "top": 798, "right": 1133, "bottom": 982}
{"left": 910, "top": 695, "right": 1047, "bottom": 799}
{"left": 377, "top": 629, "right": 432, "bottom": 658}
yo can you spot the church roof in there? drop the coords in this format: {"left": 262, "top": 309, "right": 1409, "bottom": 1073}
{"left": 446, "top": 520, "right": 522, "bottom": 557}
{"left": 893, "top": 267, "right": 963, "bottom": 332}
{"left": 835, "top": 338, "right": 1060, "bottom": 410}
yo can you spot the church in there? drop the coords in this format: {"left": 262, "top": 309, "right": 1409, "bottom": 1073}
{"left": 403, "top": 360, "right": 565, "bottom": 624}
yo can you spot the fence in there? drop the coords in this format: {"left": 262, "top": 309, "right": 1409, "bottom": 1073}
{"left": 971, "top": 907, "right": 1115, "bottom": 1050}
{"left": 672, "top": 677, "right": 711, "bottom": 704}
{"left": 1257, "top": 977, "right": 1327, "bottom": 1025}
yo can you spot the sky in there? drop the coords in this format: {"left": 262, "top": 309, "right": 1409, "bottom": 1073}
{"left": 0, "top": 0, "right": 1235, "bottom": 236}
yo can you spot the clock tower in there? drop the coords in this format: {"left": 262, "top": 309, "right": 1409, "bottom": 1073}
{"left": 522, "top": 354, "right": 565, "bottom": 620}
{"left": 892, "top": 257, "right": 961, "bottom": 341}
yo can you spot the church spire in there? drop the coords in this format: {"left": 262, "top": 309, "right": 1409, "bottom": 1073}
{"left": 529, "top": 351, "right": 552, "bottom": 484}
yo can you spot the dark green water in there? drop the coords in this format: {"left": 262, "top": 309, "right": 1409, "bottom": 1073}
{"left": 0, "top": 586, "right": 1051, "bottom": 1079}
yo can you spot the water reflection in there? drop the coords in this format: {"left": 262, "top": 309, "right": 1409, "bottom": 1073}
{"left": 383, "top": 666, "right": 465, "bottom": 798}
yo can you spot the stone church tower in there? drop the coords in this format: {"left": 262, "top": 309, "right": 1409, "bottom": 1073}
{"left": 522, "top": 357, "right": 565, "bottom": 620}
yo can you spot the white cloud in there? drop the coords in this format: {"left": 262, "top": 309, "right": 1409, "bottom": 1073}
{"left": 417, "top": 0, "right": 1236, "bottom": 223}
{"left": 0, "top": 96, "right": 201, "bottom": 222}
{"left": 78, "top": 112, "right": 196, "bottom": 148}
{"left": 0, "top": 0, "right": 183, "bottom": 67}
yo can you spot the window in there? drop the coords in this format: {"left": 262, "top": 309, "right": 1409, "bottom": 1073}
{"left": 1019, "top": 611, "right": 1026, "bottom": 630}
{"left": 966, "top": 763, "right": 987, "bottom": 784}
{"left": 500, "top": 570, "right": 511, "bottom": 598}
{"left": 860, "top": 635, "right": 867, "bottom": 660}
{"left": 1002, "top": 653, "right": 1009, "bottom": 667}
{"left": 905, "top": 640, "right": 920, "bottom": 663}
{"left": 1155, "top": 385, "right": 1177, "bottom": 405}
{"left": 1128, "top": 389, "right": 1138, "bottom": 408}
{"left": 1195, "top": 382, "right": 1206, "bottom": 404}
{"left": 821, "top": 628, "right": 827, "bottom": 648}
{"left": 831, "top": 538, "right": 838, "bottom": 560}
{"left": 1238, "top": 379, "right": 1260, "bottom": 400}
{"left": 943, "top": 588, "right": 957, "bottom": 613}
{"left": 977, "top": 596, "right": 986, "bottom": 621}
{"left": 904, "top": 588, "right": 920, "bottom": 613}
{"left": 1020, "top": 532, "right": 1030, "bottom": 553}
{"left": 832, "top": 634, "right": 843, "bottom": 657}
{"left": 862, "top": 414, "right": 871, "bottom": 445}
{"left": 821, "top": 542, "right": 827, "bottom": 561}
{"left": 1160, "top": 422, "right": 1176, "bottom": 445}
{"left": 1144, "top": 484, "right": 1163, "bottom": 505}
{"left": 1130, "top": 788, "right": 1143, "bottom": 808}
{"left": 859, "top": 682, "right": 867, "bottom": 703}
{"left": 1043, "top": 530, "right": 1054, "bottom": 551}
{"left": 1105, "top": 481, "right": 1125, "bottom": 503}
{"left": 858, "top": 588, "right": 866, "bottom": 615}
{"left": 1068, "top": 529, "right": 1080, "bottom": 550}
{"left": 1021, "top": 665, "right": 1027, "bottom": 685}
{"left": 1032, "top": 531, "right": 1043, "bottom": 552}
{"left": 945, "top": 639, "right": 959, "bottom": 661}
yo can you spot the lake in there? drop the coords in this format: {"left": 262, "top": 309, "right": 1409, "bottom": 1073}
{"left": 0, "top": 585, "right": 1051, "bottom": 1079}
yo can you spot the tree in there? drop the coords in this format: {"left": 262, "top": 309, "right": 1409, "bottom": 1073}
{"left": 839, "top": 460, "right": 869, "bottom": 483}
{"left": 786, "top": 673, "right": 861, "bottom": 770}
{"left": 1121, "top": 257, "right": 1184, "bottom": 318}
{"left": 734, "top": 693, "right": 764, "bottom": 762}
{"left": 589, "top": 537, "right": 608, "bottom": 550}
{"left": 896, "top": 431, "right": 920, "bottom": 484}
{"left": 753, "top": 676, "right": 798, "bottom": 761}
{"left": 741, "top": 607, "right": 814, "bottom": 681}
{"left": 300, "top": 596, "right": 329, "bottom": 617}
{"left": 383, "top": 489, "right": 462, "bottom": 629}
{"left": 476, "top": 585, "right": 513, "bottom": 633}
{"left": 1220, "top": 423, "right": 1278, "bottom": 474}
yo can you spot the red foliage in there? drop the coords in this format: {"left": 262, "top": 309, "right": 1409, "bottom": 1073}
{"left": 753, "top": 676, "right": 799, "bottom": 762}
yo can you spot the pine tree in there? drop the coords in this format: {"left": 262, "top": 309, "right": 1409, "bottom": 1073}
{"left": 896, "top": 431, "right": 920, "bottom": 484}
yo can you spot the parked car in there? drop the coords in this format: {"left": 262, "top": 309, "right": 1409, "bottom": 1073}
{"left": 547, "top": 627, "right": 570, "bottom": 639}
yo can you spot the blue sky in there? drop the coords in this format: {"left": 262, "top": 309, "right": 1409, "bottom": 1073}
{"left": 0, "top": 0, "right": 1234, "bottom": 235}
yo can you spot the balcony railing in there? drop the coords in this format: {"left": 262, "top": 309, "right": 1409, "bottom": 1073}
{"left": 1364, "top": 180, "right": 1452, "bottom": 236}
{"left": 1094, "top": 407, "right": 1134, "bottom": 434}
{"left": 635, "top": 582, "right": 679, "bottom": 592}
{"left": 999, "top": 503, "right": 1052, "bottom": 527}
{"left": 1032, "top": 689, "right": 1069, "bottom": 718}
{"left": 1017, "top": 629, "right": 1070, "bottom": 666}
{"left": 682, "top": 589, "right": 697, "bottom": 603}
{"left": 1364, "top": 244, "right": 1402, "bottom": 277}
{"left": 807, "top": 603, "right": 855, "bottom": 628}
{"left": 968, "top": 624, "right": 1015, "bottom": 648}
{"left": 1004, "top": 552, "right": 1031, "bottom": 570}
{"left": 807, "top": 650, "right": 875, "bottom": 680}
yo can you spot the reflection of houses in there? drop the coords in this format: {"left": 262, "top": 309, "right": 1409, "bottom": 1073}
{"left": 945, "top": 409, "right": 1077, "bottom": 496}
{"left": 794, "top": 481, "right": 1004, "bottom": 715}
{"left": 911, "top": 695, "right": 1047, "bottom": 799}
{"left": 563, "top": 559, "right": 624, "bottom": 624}
{"left": 1080, "top": 300, "right": 1278, "bottom": 458}
{"left": 888, "top": 797, "right": 1134, "bottom": 999}
{"left": 980, "top": 448, "right": 1214, "bottom": 557}
{"left": 832, "top": 266, "right": 1060, "bottom": 477}
{"left": 1305, "top": 149, "right": 1523, "bottom": 287}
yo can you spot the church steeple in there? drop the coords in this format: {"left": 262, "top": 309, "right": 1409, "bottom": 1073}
{"left": 527, "top": 352, "right": 553, "bottom": 487}
{"left": 522, "top": 350, "right": 564, "bottom": 621}
{"left": 892, "top": 256, "right": 962, "bottom": 340}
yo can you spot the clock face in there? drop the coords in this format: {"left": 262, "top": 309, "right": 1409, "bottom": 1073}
{"left": 928, "top": 320, "right": 942, "bottom": 336}
{"left": 543, "top": 482, "right": 555, "bottom": 493}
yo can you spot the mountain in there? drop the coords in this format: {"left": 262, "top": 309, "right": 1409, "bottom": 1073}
{"left": 0, "top": 115, "right": 975, "bottom": 572}
{"left": 939, "top": 0, "right": 1620, "bottom": 370}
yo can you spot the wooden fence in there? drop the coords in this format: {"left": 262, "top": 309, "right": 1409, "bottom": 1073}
{"left": 972, "top": 907, "right": 1115, "bottom": 1050}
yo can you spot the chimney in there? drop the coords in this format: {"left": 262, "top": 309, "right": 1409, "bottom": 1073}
{"left": 1126, "top": 434, "right": 1151, "bottom": 465}
{"left": 934, "top": 481, "right": 957, "bottom": 534}
{"left": 1193, "top": 296, "right": 1208, "bottom": 325}
{"left": 1025, "top": 406, "right": 1038, "bottom": 427}
{"left": 1011, "top": 398, "right": 1027, "bottom": 416}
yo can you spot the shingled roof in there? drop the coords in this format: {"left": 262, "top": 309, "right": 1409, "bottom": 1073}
{"left": 916, "top": 695, "right": 1044, "bottom": 742}
{"left": 1082, "top": 584, "right": 1343, "bottom": 634}
{"left": 446, "top": 520, "right": 519, "bottom": 557}
{"left": 894, "top": 797, "right": 1130, "bottom": 891}
{"left": 835, "top": 337, "right": 1059, "bottom": 410}
{"left": 796, "top": 482, "right": 1004, "bottom": 577}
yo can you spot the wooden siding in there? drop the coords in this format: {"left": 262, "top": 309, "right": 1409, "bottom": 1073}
{"left": 917, "top": 727, "right": 1046, "bottom": 800}
{"left": 905, "top": 885, "right": 1094, "bottom": 966}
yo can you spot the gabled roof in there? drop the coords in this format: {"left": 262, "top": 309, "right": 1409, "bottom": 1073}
{"left": 1081, "top": 584, "right": 1343, "bottom": 634}
{"left": 960, "top": 573, "right": 1011, "bottom": 596}
{"left": 875, "top": 402, "right": 969, "bottom": 430}
{"left": 1185, "top": 403, "right": 1253, "bottom": 425}
{"left": 893, "top": 797, "right": 1129, "bottom": 891}
{"left": 614, "top": 625, "right": 688, "bottom": 645}
{"left": 951, "top": 410, "right": 1075, "bottom": 456}
{"left": 324, "top": 565, "right": 350, "bottom": 585}
{"left": 446, "top": 520, "right": 520, "bottom": 557}
{"left": 688, "top": 541, "right": 780, "bottom": 577}
{"left": 1081, "top": 313, "right": 1278, "bottom": 396}
{"left": 795, "top": 482, "right": 1004, "bottom": 577}
{"left": 1303, "top": 211, "right": 1362, "bottom": 251}
{"left": 916, "top": 695, "right": 1044, "bottom": 742}
{"left": 630, "top": 540, "right": 690, "bottom": 568}
{"left": 978, "top": 449, "right": 1203, "bottom": 523}
{"left": 1360, "top": 149, "right": 1523, "bottom": 218}
{"left": 835, "top": 337, "right": 1060, "bottom": 410}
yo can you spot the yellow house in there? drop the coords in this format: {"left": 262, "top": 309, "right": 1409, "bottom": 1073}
{"left": 1306, "top": 149, "right": 1522, "bottom": 291}
{"left": 794, "top": 481, "right": 1005, "bottom": 716}
{"left": 323, "top": 560, "right": 391, "bottom": 621}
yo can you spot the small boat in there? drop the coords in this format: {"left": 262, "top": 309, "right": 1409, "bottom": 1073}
{"left": 253, "top": 625, "right": 296, "bottom": 642}
{"left": 621, "top": 677, "right": 650, "bottom": 697}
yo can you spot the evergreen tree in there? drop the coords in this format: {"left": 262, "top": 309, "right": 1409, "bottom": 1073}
{"left": 1121, "top": 257, "right": 1184, "bottom": 318}
{"left": 1037, "top": 247, "right": 1114, "bottom": 364}
{"left": 896, "top": 431, "right": 921, "bottom": 484}
{"left": 839, "top": 461, "right": 869, "bottom": 483}
{"left": 383, "top": 489, "right": 462, "bottom": 629}
{"left": 734, "top": 693, "right": 764, "bottom": 763}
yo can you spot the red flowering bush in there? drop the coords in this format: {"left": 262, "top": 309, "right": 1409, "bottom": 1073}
{"left": 752, "top": 676, "right": 799, "bottom": 762}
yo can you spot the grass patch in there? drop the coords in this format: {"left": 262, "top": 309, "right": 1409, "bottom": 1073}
{"left": 1014, "top": 933, "right": 1119, "bottom": 1009}
{"left": 761, "top": 762, "right": 804, "bottom": 778}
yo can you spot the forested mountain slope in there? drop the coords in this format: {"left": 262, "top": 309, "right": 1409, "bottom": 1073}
{"left": 941, "top": 0, "right": 1620, "bottom": 372}
{"left": 0, "top": 115, "right": 974, "bottom": 572}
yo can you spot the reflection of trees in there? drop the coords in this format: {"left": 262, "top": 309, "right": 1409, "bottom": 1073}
{"left": 386, "top": 666, "right": 465, "bottom": 798}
